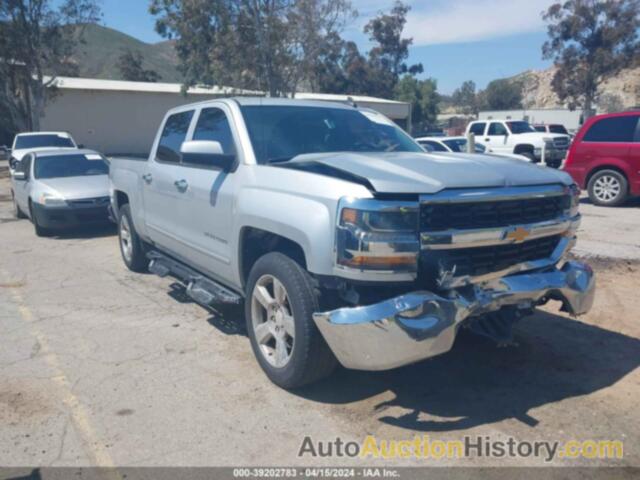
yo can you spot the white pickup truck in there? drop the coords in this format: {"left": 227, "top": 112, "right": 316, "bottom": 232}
{"left": 466, "top": 120, "right": 571, "bottom": 168}
{"left": 109, "top": 98, "right": 594, "bottom": 389}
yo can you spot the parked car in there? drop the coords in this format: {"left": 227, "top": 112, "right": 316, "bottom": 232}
{"left": 11, "top": 149, "right": 111, "bottom": 236}
{"left": 110, "top": 98, "right": 594, "bottom": 389}
{"left": 10, "top": 131, "right": 78, "bottom": 170}
{"left": 563, "top": 111, "right": 640, "bottom": 206}
{"left": 415, "top": 136, "right": 532, "bottom": 162}
{"left": 466, "top": 120, "right": 571, "bottom": 168}
{"left": 533, "top": 123, "right": 571, "bottom": 135}
{"left": 0, "top": 145, "right": 9, "bottom": 161}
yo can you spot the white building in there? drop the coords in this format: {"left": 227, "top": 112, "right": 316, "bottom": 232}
{"left": 478, "top": 108, "right": 585, "bottom": 132}
{"left": 41, "top": 77, "right": 411, "bottom": 156}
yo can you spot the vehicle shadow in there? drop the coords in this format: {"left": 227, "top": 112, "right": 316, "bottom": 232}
{"left": 47, "top": 223, "right": 117, "bottom": 239}
{"left": 295, "top": 309, "right": 640, "bottom": 432}
{"left": 167, "top": 282, "right": 246, "bottom": 336}
{"left": 580, "top": 196, "right": 640, "bottom": 208}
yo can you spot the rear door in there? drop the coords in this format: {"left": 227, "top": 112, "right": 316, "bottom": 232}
{"left": 143, "top": 108, "right": 196, "bottom": 256}
{"left": 629, "top": 116, "right": 640, "bottom": 194}
{"left": 172, "top": 105, "right": 240, "bottom": 282}
{"left": 575, "top": 115, "right": 637, "bottom": 176}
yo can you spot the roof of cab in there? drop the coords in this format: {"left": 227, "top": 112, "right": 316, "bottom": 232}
{"left": 32, "top": 148, "right": 102, "bottom": 158}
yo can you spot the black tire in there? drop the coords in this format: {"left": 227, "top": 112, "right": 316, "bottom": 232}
{"left": 587, "top": 169, "right": 629, "bottom": 207}
{"left": 11, "top": 191, "right": 27, "bottom": 219}
{"left": 29, "top": 202, "right": 51, "bottom": 237}
{"left": 520, "top": 151, "right": 537, "bottom": 163}
{"left": 118, "top": 204, "right": 149, "bottom": 272}
{"left": 245, "top": 252, "right": 337, "bottom": 389}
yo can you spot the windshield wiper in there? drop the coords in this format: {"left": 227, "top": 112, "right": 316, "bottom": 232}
{"left": 265, "top": 156, "right": 295, "bottom": 164}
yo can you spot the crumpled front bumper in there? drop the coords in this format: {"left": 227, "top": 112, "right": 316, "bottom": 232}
{"left": 312, "top": 261, "right": 595, "bottom": 371}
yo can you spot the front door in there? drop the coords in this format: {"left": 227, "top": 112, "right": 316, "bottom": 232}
{"left": 484, "top": 122, "right": 510, "bottom": 154}
{"left": 13, "top": 154, "right": 32, "bottom": 213}
{"left": 172, "top": 105, "right": 239, "bottom": 283}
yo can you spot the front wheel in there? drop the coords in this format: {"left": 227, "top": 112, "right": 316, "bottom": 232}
{"left": 12, "top": 191, "right": 26, "bottom": 219}
{"left": 118, "top": 204, "right": 149, "bottom": 272}
{"left": 245, "top": 252, "right": 337, "bottom": 389}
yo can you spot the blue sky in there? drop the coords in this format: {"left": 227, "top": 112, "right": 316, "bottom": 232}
{"left": 98, "top": 0, "right": 554, "bottom": 94}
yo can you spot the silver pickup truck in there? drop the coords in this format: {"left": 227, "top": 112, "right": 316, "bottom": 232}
{"left": 109, "top": 98, "right": 595, "bottom": 389}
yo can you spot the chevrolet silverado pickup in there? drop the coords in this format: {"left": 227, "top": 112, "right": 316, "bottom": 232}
{"left": 109, "top": 98, "right": 595, "bottom": 389}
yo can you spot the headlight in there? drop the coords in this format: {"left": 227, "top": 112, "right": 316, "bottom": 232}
{"left": 38, "top": 193, "right": 67, "bottom": 207}
{"left": 336, "top": 198, "right": 420, "bottom": 273}
{"left": 565, "top": 183, "right": 580, "bottom": 216}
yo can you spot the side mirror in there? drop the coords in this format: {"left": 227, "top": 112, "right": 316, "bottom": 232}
{"left": 13, "top": 171, "right": 26, "bottom": 181}
{"left": 180, "top": 140, "right": 236, "bottom": 171}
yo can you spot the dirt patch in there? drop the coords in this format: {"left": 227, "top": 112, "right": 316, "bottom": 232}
{"left": 0, "top": 380, "right": 58, "bottom": 423}
{"left": 0, "top": 281, "right": 26, "bottom": 288}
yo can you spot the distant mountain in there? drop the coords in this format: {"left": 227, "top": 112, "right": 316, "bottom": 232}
{"left": 511, "top": 66, "right": 640, "bottom": 110}
{"left": 69, "top": 24, "right": 181, "bottom": 82}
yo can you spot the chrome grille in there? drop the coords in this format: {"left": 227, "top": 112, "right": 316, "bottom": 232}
{"left": 419, "top": 235, "right": 562, "bottom": 282}
{"left": 420, "top": 195, "right": 570, "bottom": 232}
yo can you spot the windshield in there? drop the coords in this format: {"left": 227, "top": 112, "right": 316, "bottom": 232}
{"left": 505, "top": 121, "right": 536, "bottom": 134}
{"left": 34, "top": 153, "right": 108, "bottom": 179}
{"left": 549, "top": 125, "right": 568, "bottom": 134}
{"left": 442, "top": 138, "right": 486, "bottom": 153}
{"left": 241, "top": 105, "right": 423, "bottom": 164}
{"left": 15, "top": 134, "right": 75, "bottom": 150}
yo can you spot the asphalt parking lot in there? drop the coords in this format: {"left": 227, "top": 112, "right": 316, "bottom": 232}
{"left": 0, "top": 165, "right": 639, "bottom": 469}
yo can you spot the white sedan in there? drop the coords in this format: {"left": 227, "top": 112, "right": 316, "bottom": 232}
{"left": 415, "top": 136, "right": 532, "bottom": 162}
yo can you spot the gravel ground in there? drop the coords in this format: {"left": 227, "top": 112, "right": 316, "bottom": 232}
{"left": 0, "top": 167, "right": 638, "bottom": 473}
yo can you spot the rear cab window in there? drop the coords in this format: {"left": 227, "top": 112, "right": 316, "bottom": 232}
{"left": 583, "top": 116, "right": 639, "bottom": 143}
{"left": 469, "top": 123, "right": 486, "bottom": 136}
{"left": 156, "top": 110, "right": 195, "bottom": 163}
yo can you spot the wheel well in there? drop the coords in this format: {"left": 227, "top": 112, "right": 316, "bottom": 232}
{"left": 514, "top": 144, "right": 534, "bottom": 155}
{"left": 586, "top": 166, "right": 628, "bottom": 187}
{"left": 114, "top": 190, "right": 129, "bottom": 213}
{"left": 239, "top": 227, "right": 307, "bottom": 287}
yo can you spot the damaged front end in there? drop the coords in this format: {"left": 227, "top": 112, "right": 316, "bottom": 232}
{"left": 314, "top": 185, "right": 594, "bottom": 371}
{"left": 313, "top": 261, "right": 595, "bottom": 371}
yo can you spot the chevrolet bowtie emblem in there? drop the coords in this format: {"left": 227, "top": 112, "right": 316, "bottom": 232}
{"left": 506, "top": 227, "right": 531, "bottom": 243}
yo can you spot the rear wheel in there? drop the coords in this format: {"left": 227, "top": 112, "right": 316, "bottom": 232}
{"left": 118, "top": 204, "right": 149, "bottom": 272}
{"left": 587, "top": 170, "right": 628, "bottom": 207}
{"left": 520, "top": 151, "right": 536, "bottom": 163}
{"left": 245, "top": 252, "right": 337, "bottom": 389}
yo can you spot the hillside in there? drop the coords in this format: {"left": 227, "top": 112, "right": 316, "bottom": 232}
{"left": 69, "top": 24, "right": 181, "bottom": 82}
{"left": 511, "top": 66, "right": 640, "bottom": 110}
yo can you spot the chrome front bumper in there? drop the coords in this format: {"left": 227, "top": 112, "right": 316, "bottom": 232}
{"left": 313, "top": 261, "right": 595, "bottom": 371}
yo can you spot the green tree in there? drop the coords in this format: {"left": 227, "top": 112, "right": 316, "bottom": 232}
{"left": 0, "top": 0, "right": 101, "bottom": 132}
{"left": 542, "top": 0, "right": 640, "bottom": 116}
{"left": 117, "top": 49, "right": 161, "bottom": 83}
{"left": 394, "top": 75, "right": 439, "bottom": 131}
{"left": 364, "top": 1, "right": 422, "bottom": 98}
{"left": 451, "top": 80, "right": 477, "bottom": 115}
{"left": 479, "top": 79, "right": 523, "bottom": 110}
{"left": 150, "top": 0, "right": 354, "bottom": 96}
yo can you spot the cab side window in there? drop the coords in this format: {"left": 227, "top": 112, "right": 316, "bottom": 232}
{"left": 420, "top": 140, "right": 447, "bottom": 152}
{"left": 469, "top": 123, "right": 486, "bottom": 136}
{"left": 193, "top": 108, "right": 237, "bottom": 156}
{"left": 488, "top": 122, "right": 508, "bottom": 136}
{"left": 156, "top": 110, "right": 194, "bottom": 163}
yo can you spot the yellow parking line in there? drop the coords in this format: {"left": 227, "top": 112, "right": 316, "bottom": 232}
{"left": 4, "top": 274, "right": 120, "bottom": 475}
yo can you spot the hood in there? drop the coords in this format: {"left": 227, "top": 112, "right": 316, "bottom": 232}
{"left": 38, "top": 175, "right": 110, "bottom": 200}
{"left": 12, "top": 147, "right": 77, "bottom": 161}
{"left": 281, "top": 152, "right": 573, "bottom": 194}
{"left": 512, "top": 132, "right": 569, "bottom": 141}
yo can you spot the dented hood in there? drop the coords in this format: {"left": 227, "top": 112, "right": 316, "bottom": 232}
{"left": 283, "top": 151, "right": 573, "bottom": 194}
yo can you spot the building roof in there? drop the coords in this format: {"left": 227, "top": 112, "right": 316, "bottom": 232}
{"left": 49, "top": 76, "right": 262, "bottom": 96}
{"left": 294, "top": 92, "right": 408, "bottom": 106}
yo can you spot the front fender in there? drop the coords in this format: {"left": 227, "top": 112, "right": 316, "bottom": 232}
{"left": 236, "top": 188, "right": 336, "bottom": 276}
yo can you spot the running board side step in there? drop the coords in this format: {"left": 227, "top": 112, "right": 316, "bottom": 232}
{"left": 147, "top": 251, "right": 242, "bottom": 305}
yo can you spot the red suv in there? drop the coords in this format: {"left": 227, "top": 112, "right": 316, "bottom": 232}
{"left": 564, "top": 111, "right": 640, "bottom": 206}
